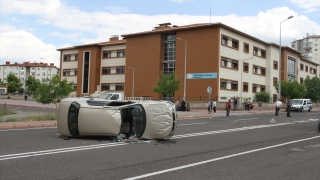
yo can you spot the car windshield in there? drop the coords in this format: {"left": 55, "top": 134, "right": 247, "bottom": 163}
{"left": 291, "top": 100, "right": 303, "bottom": 105}
{"left": 102, "top": 94, "right": 113, "bottom": 99}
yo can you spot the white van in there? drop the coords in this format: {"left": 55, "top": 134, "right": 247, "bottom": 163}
{"left": 290, "top": 99, "right": 312, "bottom": 112}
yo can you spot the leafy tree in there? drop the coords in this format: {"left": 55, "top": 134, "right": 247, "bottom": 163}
{"left": 280, "top": 80, "right": 306, "bottom": 99}
{"left": 32, "top": 74, "right": 74, "bottom": 108}
{"left": 254, "top": 92, "right": 271, "bottom": 102}
{"left": 304, "top": 76, "right": 320, "bottom": 102}
{"left": 0, "top": 79, "right": 6, "bottom": 86}
{"left": 6, "top": 73, "right": 23, "bottom": 93}
{"left": 152, "top": 72, "right": 180, "bottom": 99}
{"left": 25, "top": 76, "right": 41, "bottom": 95}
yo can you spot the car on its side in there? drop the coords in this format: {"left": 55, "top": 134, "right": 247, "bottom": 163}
{"left": 290, "top": 99, "right": 312, "bottom": 112}
{"left": 57, "top": 98, "right": 177, "bottom": 140}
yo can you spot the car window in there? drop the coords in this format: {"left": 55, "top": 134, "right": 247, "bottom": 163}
{"left": 303, "top": 101, "right": 306, "bottom": 105}
{"left": 111, "top": 94, "right": 119, "bottom": 100}
{"left": 292, "top": 100, "right": 303, "bottom": 105}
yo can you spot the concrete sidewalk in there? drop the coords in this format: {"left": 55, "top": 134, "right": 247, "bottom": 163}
{"left": 0, "top": 108, "right": 276, "bottom": 130}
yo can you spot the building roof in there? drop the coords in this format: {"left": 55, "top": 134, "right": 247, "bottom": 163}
{"left": 121, "top": 22, "right": 272, "bottom": 46}
{"left": 0, "top": 61, "right": 58, "bottom": 68}
{"left": 56, "top": 39, "right": 126, "bottom": 51}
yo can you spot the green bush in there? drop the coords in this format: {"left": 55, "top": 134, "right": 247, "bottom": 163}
{"left": 254, "top": 92, "right": 271, "bottom": 102}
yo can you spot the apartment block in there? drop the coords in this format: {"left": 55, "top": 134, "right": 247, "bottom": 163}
{"left": 58, "top": 22, "right": 319, "bottom": 102}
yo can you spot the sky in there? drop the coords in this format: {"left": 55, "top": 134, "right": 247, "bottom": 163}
{"left": 0, "top": 0, "right": 319, "bottom": 68}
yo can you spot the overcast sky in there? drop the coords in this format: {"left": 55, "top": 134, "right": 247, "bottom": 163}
{"left": 0, "top": 0, "right": 319, "bottom": 68}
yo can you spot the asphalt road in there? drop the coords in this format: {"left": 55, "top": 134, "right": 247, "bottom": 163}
{"left": 1, "top": 111, "right": 319, "bottom": 180}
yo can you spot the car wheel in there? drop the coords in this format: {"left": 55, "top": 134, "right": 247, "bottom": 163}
{"left": 308, "top": 107, "right": 312, "bottom": 112}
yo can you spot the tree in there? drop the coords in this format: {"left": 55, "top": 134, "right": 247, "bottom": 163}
{"left": 0, "top": 79, "right": 6, "bottom": 86}
{"left": 32, "top": 74, "right": 74, "bottom": 108}
{"left": 6, "top": 73, "right": 23, "bottom": 93}
{"left": 254, "top": 92, "right": 271, "bottom": 102}
{"left": 280, "top": 80, "right": 306, "bottom": 99}
{"left": 304, "top": 76, "right": 320, "bottom": 102}
{"left": 25, "top": 76, "right": 41, "bottom": 95}
{"left": 152, "top": 72, "right": 180, "bottom": 99}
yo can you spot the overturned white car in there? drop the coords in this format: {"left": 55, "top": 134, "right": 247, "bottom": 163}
{"left": 57, "top": 98, "right": 177, "bottom": 140}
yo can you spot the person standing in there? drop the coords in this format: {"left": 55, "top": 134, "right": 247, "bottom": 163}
{"left": 244, "top": 99, "right": 249, "bottom": 110}
{"left": 213, "top": 99, "right": 216, "bottom": 113}
{"left": 286, "top": 99, "right": 292, "bottom": 117}
{"left": 24, "top": 94, "right": 28, "bottom": 100}
{"left": 208, "top": 99, "right": 213, "bottom": 113}
{"left": 186, "top": 101, "right": 190, "bottom": 111}
{"left": 233, "top": 98, "right": 238, "bottom": 111}
{"left": 181, "top": 100, "right": 186, "bottom": 112}
{"left": 275, "top": 99, "right": 282, "bottom": 116}
{"left": 226, "top": 99, "right": 231, "bottom": 117}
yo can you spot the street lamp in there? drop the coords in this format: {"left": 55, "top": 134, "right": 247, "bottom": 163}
{"left": 279, "top": 15, "right": 294, "bottom": 100}
{"left": 177, "top": 38, "right": 187, "bottom": 101}
{"left": 128, "top": 65, "right": 140, "bottom": 97}
{"left": 239, "top": 57, "right": 253, "bottom": 110}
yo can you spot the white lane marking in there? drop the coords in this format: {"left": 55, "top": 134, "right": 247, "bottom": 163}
{"left": 234, "top": 118, "right": 259, "bottom": 121}
{"left": 0, "top": 127, "right": 57, "bottom": 132}
{"left": 1, "top": 119, "right": 319, "bottom": 161}
{"left": 307, "top": 113, "right": 319, "bottom": 114}
{"left": 178, "top": 122, "right": 207, "bottom": 126}
{"left": 123, "top": 136, "right": 320, "bottom": 180}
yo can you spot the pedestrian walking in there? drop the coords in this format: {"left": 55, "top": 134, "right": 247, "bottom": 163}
{"left": 213, "top": 99, "right": 216, "bottom": 113}
{"left": 258, "top": 101, "right": 262, "bottom": 111}
{"left": 24, "top": 94, "right": 28, "bottom": 100}
{"left": 233, "top": 98, "right": 238, "bottom": 111}
{"left": 226, "top": 99, "right": 231, "bottom": 117}
{"left": 286, "top": 99, "right": 292, "bottom": 117}
{"left": 175, "top": 100, "right": 181, "bottom": 111}
{"left": 275, "top": 99, "right": 282, "bottom": 116}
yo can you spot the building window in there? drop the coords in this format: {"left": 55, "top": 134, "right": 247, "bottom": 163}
{"left": 261, "top": 50, "right": 266, "bottom": 58}
{"left": 37, "top": 73, "right": 40, "bottom": 76}
{"left": 287, "top": 56, "right": 296, "bottom": 81}
{"left": 232, "top": 40, "right": 239, "bottom": 49}
{"left": 116, "top": 67, "right": 124, "bottom": 74}
{"left": 63, "top": 69, "right": 70, "bottom": 76}
{"left": 221, "top": 81, "right": 227, "bottom": 89}
{"left": 244, "top": 43, "right": 249, "bottom": 53}
{"left": 300, "top": 63, "right": 304, "bottom": 71}
{"left": 260, "top": 86, "right": 265, "bottom": 92}
{"left": 31, "top": 72, "right": 35, "bottom": 76}
{"left": 243, "top": 83, "right": 248, "bottom": 92}
{"left": 115, "top": 84, "right": 123, "bottom": 90}
{"left": 101, "top": 83, "right": 110, "bottom": 90}
{"left": 42, "top": 72, "right": 45, "bottom": 76}
{"left": 243, "top": 63, "right": 249, "bottom": 72}
{"left": 163, "top": 62, "right": 175, "bottom": 74}
{"left": 252, "top": 85, "right": 257, "bottom": 93}
{"left": 231, "top": 60, "right": 238, "bottom": 69}
{"left": 117, "top": 50, "right": 125, "bottom": 57}
{"left": 64, "top": 55, "right": 71, "bottom": 61}
{"left": 73, "top": 85, "right": 77, "bottom": 91}
{"left": 253, "top": 48, "right": 258, "bottom": 55}
{"left": 74, "top": 70, "right": 77, "bottom": 75}
{"left": 305, "top": 65, "right": 308, "bottom": 72}
{"left": 260, "top": 68, "right": 266, "bottom": 75}
{"left": 221, "top": 36, "right": 228, "bottom": 45}
{"left": 163, "top": 40, "right": 176, "bottom": 61}
{"left": 102, "top": 67, "right": 111, "bottom": 74}
{"left": 273, "top": 77, "right": 278, "bottom": 86}
{"left": 273, "top": 61, "right": 278, "bottom": 70}
{"left": 103, "top": 51, "right": 111, "bottom": 58}
{"left": 221, "top": 58, "right": 228, "bottom": 67}
{"left": 300, "top": 77, "right": 304, "bottom": 84}
{"left": 75, "top": 54, "right": 78, "bottom": 60}
{"left": 231, "top": 82, "right": 238, "bottom": 90}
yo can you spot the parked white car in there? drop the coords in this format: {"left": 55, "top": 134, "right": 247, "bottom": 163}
{"left": 57, "top": 98, "right": 177, "bottom": 140}
{"left": 290, "top": 99, "right": 312, "bottom": 112}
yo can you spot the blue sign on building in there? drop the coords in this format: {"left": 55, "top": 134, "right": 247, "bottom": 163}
{"left": 187, "top": 73, "right": 217, "bottom": 79}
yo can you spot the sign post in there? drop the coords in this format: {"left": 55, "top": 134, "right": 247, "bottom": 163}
{"left": 207, "top": 86, "right": 212, "bottom": 113}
